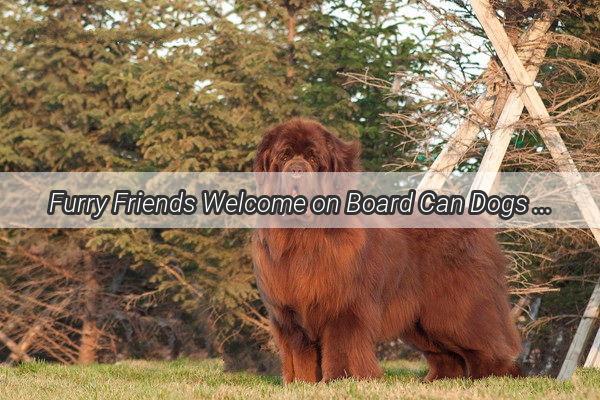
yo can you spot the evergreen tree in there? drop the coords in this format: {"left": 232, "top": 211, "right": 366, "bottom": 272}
{"left": 0, "top": 0, "right": 212, "bottom": 363}
{"left": 0, "top": 0, "right": 441, "bottom": 368}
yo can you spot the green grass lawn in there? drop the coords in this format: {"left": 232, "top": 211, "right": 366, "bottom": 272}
{"left": 1, "top": 358, "right": 599, "bottom": 400}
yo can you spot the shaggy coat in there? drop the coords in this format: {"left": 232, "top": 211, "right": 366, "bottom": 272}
{"left": 252, "top": 118, "right": 521, "bottom": 383}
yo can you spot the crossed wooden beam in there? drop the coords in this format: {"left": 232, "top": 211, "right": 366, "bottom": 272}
{"left": 418, "top": 0, "right": 600, "bottom": 380}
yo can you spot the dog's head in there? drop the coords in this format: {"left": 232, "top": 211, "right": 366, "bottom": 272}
{"left": 254, "top": 118, "right": 361, "bottom": 173}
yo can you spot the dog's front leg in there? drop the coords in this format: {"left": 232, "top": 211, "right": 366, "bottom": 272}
{"left": 271, "top": 319, "right": 321, "bottom": 383}
{"left": 320, "top": 311, "right": 382, "bottom": 381}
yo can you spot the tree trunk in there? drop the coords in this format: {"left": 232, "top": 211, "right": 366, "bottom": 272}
{"left": 78, "top": 253, "right": 100, "bottom": 365}
{"left": 285, "top": 3, "right": 296, "bottom": 83}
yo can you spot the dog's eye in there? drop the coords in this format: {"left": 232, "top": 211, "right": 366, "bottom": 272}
{"left": 281, "top": 154, "right": 289, "bottom": 162}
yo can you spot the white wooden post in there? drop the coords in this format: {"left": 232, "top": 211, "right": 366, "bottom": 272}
{"left": 583, "top": 285, "right": 600, "bottom": 368}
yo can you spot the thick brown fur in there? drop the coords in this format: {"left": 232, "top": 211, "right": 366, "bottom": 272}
{"left": 252, "top": 118, "right": 522, "bottom": 383}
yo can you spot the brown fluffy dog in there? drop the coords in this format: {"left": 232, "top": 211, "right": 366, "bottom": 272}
{"left": 252, "top": 118, "right": 521, "bottom": 383}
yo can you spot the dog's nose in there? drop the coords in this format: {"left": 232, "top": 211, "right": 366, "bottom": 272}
{"left": 288, "top": 163, "right": 306, "bottom": 174}
{"left": 283, "top": 158, "right": 310, "bottom": 175}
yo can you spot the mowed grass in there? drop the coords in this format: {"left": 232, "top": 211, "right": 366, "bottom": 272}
{"left": 1, "top": 358, "right": 599, "bottom": 400}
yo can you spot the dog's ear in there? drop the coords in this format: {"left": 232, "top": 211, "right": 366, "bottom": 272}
{"left": 327, "top": 132, "right": 361, "bottom": 172}
{"left": 253, "top": 129, "right": 277, "bottom": 172}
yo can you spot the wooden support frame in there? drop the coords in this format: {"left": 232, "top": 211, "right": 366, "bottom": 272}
{"left": 419, "top": 14, "right": 553, "bottom": 194}
{"left": 470, "top": 0, "right": 600, "bottom": 380}
{"left": 417, "top": 16, "right": 552, "bottom": 192}
{"left": 419, "top": 0, "right": 600, "bottom": 380}
{"left": 469, "top": 17, "right": 551, "bottom": 193}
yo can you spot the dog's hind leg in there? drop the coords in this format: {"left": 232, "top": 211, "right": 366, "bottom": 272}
{"left": 423, "top": 352, "right": 466, "bottom": 380}
{"left": 460, "top": 350, "right": 522, "bottom": 379}
{"left": 402, "top": 326, "right": 467, "bottom": 381}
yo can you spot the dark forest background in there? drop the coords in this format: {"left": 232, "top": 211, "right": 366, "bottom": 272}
{"left": 0, "top": 0, "right": 599, "bottom": 377}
